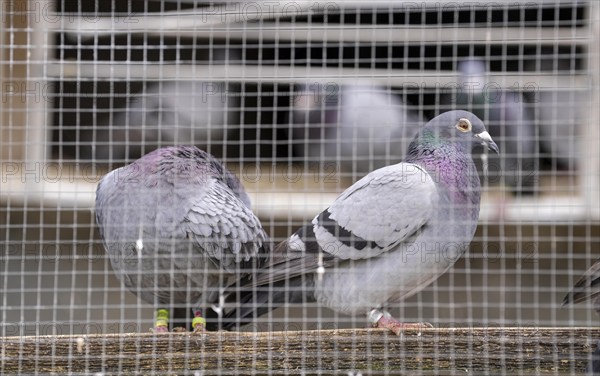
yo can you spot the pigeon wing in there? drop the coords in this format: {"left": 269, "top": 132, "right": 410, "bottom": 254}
{"left": 253, "top": 162, "right": 437, "bottom": 285}
{"left": 317, "top": 162, "right": 436, "bottom": 259}
{"left": 181, "top": 179, "right": 270, "bottom": 273}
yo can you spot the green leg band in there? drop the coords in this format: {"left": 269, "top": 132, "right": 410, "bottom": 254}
{"left": 155, "top": 308, "right": 169, "bottom": 328}
{"left": 192, "top": 310, "right": 206, "bottom": 330}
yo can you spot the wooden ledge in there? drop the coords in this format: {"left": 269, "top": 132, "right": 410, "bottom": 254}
{"left": 1, "top": 327, "right": 599, "bottom": 374}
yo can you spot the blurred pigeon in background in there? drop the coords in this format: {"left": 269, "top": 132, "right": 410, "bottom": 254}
{"left": 532, "top": 58, "right": 583, "bottom": 170}
{"left": 536, "top": 89, "right": 583, "bottom": 170}
{"left": 95, "top": 146, "right": 270, "bottom": 332}
{"left": 290, "top": 82, "right": 424, "bottom": 177}
{"left": 213, "top": 110, "right": 499, "bottom": 334}
{"left": 441, "top": 59, "right": 537, "bottom": 195}
{"left": 84, "top": 81, "right": 236, "bottom": 162}
{"left": 563, "top": 261, "right": 600, "bottom": 374}
{"left": 563, "top": 260, "right": 600, "bottom": 312}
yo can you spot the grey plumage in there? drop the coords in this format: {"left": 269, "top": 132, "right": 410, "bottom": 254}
{"left": 563, "top": 260, "right": 600, "bottom": 313}
{"left": 95, "top": 145, "right": 269, "bottom": 330}
{"left": 217, "top": 110, "right": 498, "bottom": 332}
{"left": 563, "top": 262, "right": 600, "bottom": 374}
{"left": 291, "top": 82, "right": 423, "bottom": 175}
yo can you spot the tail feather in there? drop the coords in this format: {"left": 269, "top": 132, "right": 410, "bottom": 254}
{"left": 205, "top": 275, "right": 314, "bottom": 331}
{"left": 205, "top": 226, "right": 320, "bottom": 331}
{"left": 563, "top": 285, "right": 600, "bottom": 307}
{"left": 563, "top": 262, "right": 600, "bottom": 308}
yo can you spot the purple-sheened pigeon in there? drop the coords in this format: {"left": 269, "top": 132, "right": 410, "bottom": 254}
{"left": 95, "top": 146, "right": 270, "bottom": 332}
{"left": 214, "top": 110, "right": 499, "bottom": 334}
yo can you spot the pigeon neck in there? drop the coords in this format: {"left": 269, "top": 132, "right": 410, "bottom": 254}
{"left": 406, "top": 142, "right": 481, "bottom": 208}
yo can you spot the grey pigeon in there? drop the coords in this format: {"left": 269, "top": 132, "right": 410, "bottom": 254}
{"left": 95, "top": 145, "right": 270, "bottom": 331}
{"left": 84, "top": 81, "right": 236, "bottom": 162}
{"left": 563, "top": 262, "right": 600, "bottom": 374}
{"left": 536, "top": 89, "right": 583, "bottom": 170}
{"left": 441, "top": 59, "right": 537, "bottom": 195}
{"left": 291, "top": 82, "right": 424, "bottom": 176}
{"left": 214, "top": 110, "right": 499, "bottom": 334}
{"left": 563, "top": 260, "right": 600, "bottom": 313}
{"left": 526, "top": 58, "right": 582, "bottom": 170}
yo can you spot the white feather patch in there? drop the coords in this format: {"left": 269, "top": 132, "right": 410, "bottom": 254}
{"left": 135, "top": 238, "right": 144, "bottom": 257}
{"left": 287, "top": 233, "right": 306, "bottom": 253}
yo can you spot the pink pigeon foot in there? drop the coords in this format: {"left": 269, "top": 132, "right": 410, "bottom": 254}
{"left": 369, "top": 309, "right": 433, "bottom": 336}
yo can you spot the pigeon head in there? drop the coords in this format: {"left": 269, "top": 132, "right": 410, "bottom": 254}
{"left": 409, "top": 110, "right": 499, "bottom": 156}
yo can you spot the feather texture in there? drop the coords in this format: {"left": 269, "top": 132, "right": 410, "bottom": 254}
{"left": 96, "top": 146, "right": 270, "bottom": 323}
{"left": 218, "top": 110, "right": 498, "bottom": 329}
{"left": 563, "top": 260, "right": 600, "bottom": 311}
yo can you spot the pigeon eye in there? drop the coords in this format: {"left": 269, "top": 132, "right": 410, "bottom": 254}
{"left": 456, "top": 118, "right": 472, "bottom": 132}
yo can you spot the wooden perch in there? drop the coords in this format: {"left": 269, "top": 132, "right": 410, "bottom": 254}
{"left": 1, "top": 327, "right": 599, "bottom": 374}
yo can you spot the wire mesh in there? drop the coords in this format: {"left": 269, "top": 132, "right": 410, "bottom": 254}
{"left": 1, "top": 1, "right": 599, "bottom": 374}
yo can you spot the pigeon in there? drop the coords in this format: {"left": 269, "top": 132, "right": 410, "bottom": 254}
{"left": 95, "top": 145, "right": 270, "bottom": 332}
{"left": 441, "top": 59, "right": 537, "bottom": 195}
{"left": 563, "top": 262, "right": 600, "bottom": 374}
{"left": 536, "top": 89, "right": 583, "bottom": 170}
{"left": 291, "top": 82, "right": 424, "bottom": 177}
{"left": 526, "top": 58, "right": 582, "bottom": 170}
{"left": 84, "top": 81, "right": 236, "bottom": 162}
{"left": 563, "top": 260, "right": 600, "bottom": 312}
{"left": 213, "top": 110, "right": 499, "bottom": 334}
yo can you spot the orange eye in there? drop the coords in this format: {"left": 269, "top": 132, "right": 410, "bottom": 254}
{"left": 456, "top": 118, "right": 472, "bottom": 132}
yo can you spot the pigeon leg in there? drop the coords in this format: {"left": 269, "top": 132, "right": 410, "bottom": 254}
{"left": 192, "top": 310, "right": 207, "bottom": 333}
{"left": 368, "top": 309, "right": 433, "bottom": 336}
{"left": 151, "top": 308, "right": 170, "bottom": 333}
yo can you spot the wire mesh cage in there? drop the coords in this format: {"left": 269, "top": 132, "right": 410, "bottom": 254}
{"left": 1, "top": 0, "right": 600, "bottom": 374}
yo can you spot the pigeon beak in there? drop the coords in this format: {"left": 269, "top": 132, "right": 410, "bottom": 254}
{"left": 475, "top": 131, "right": 499, "bottom": 154}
